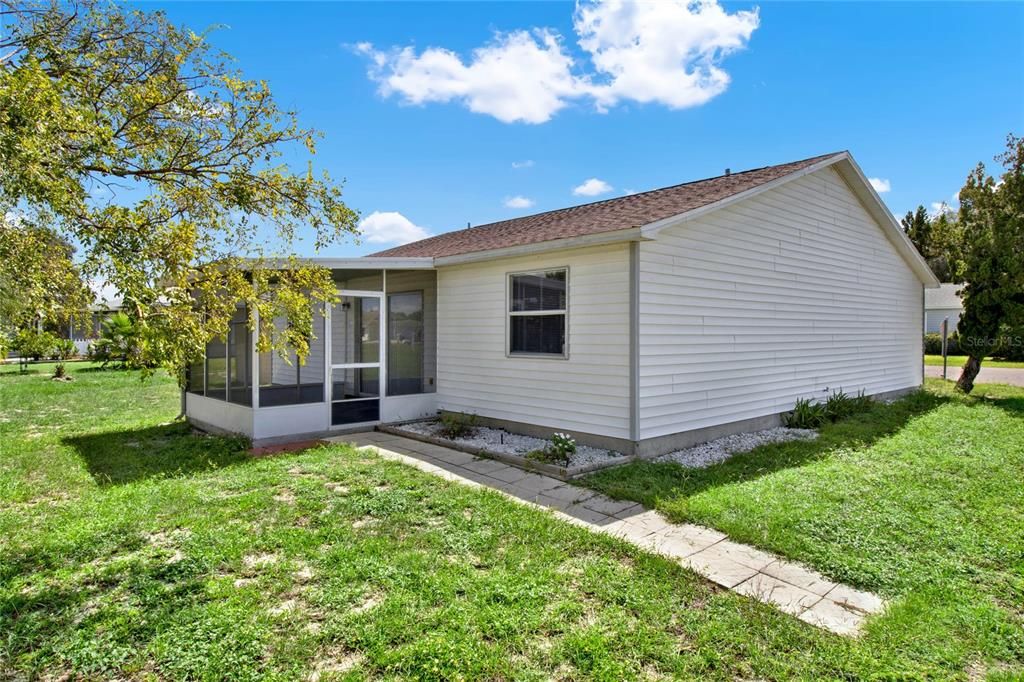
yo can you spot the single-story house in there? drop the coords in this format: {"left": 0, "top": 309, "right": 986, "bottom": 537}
{"left": 64, "top": 280, "right": 124, "bottom": 355}
{"left": 185, "top": 151, "right": 939, "bottom": 455}
{"left": 924, "top": 283, "right": 964, "bottom": 335}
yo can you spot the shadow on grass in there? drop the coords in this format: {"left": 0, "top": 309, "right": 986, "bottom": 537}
{"left": 63, "top": 422, "right": 251, "bottom": 486}
{"left": 0, "top": 367, "right": 43, "bottom": 378}
{"left": 582, "top": 389, "right": 952, "bottom": 509}
{"left": 0, "top": 362, "right": 116, "bottom": 378}
{"left": 969, "top": 389, "right": 1024, "bottom": 420}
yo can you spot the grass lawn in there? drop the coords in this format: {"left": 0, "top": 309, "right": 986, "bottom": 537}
{"left": 1, "top": 364, "right": 1021, "bottom": 679}
{"left": 924, "top": 355, "right": 1024, "bottom": 370}
{"left": 584, "top": 379, "right": 1024, "bottom": 680}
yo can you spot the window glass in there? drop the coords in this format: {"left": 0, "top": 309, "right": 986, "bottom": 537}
{"left": 388, "top": 291, "right": 424, "bottom": 395}
{"left": 509, "top": 269, "right": 567, "bottom": 356}
{"left": 510, "top": 315, "right": 565, "bottom": 355}
{"left": 510, "top": 270, "right": 566, "bottom": 312}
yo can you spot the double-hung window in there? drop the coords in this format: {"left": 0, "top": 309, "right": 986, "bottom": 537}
{"left": 508, "top": 268, "right": 567, "bottom": 357}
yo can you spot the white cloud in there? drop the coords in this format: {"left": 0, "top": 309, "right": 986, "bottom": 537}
{"left": 358, "top": 211, "right": 431, "bottom": 245}
{"left": 504, "top": 195, "right": 535, "bottom": 209}
{"left": 511, "top": 160, "right": 535, "bottom": 169}
{"left": 355, "top": 31, "right": 578, "bottom": 124}
{"left": 574, "top": 0, "right": 760, "bottom": 111}
{"left": 573, "top": 178, "right": 613, "bottom": 196}
{"left": 356, "top": 0, "right": 759, "bottom": 124}
{"left": 623, "top": 188, "right": 638, "bottom": 196}
{"left": 868, "top": 177, "right": 891, "bottom": 193}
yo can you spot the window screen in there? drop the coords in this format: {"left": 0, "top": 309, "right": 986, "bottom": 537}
{"left": 509, "top": 269, "right": 567, "bottom": 356}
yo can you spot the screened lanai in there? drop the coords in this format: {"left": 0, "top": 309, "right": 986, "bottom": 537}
{"left": 184, "top": 260, "right": 437, "bottom": 444}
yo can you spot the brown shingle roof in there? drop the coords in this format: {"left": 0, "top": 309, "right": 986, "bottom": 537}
{"left": 371, "top": 152, "right": 845, "bottom": 259}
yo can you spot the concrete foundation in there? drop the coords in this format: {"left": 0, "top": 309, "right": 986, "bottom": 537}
{"left": 443, "top": 384, "right": 921, "bottom": 459}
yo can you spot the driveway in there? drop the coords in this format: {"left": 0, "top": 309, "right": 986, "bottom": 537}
{"left": 925, "top": 364, "right": 1024, "bottom": 387}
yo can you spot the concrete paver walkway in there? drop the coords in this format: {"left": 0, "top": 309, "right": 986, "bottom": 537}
{"left": 325, "top": 431, "right": 885, "bottom": 636}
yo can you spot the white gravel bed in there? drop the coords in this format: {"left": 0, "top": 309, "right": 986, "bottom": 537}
{"left": 656, "top": 427, "right": 818, "bottom": 469}
{"left": 395, "top": 421, "right": 628, "bottom": 468}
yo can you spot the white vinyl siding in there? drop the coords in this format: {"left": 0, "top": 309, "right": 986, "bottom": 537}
{"left": 637, "top": 166, "right": 923, "bottom": 439}
{"left": 925, "top": 309, "right": 962, "bottom": 335}
{"left": 436, "top": 243, "right": 631, "bottom": 439}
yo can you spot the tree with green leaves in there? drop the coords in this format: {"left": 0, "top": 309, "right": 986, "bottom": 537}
{"left": 955, "top": 134, "right": 1024, "bottom": 393}
{"left": 0, "top": 0, "right": 360, "bottom": 382}
{"left": 0, "top": 215, "right": 93, "bottom": 335}
{"left": 902, "top": 205, "right": 932, "bottom": 258}
{"left": 901, "top": 204, "right": 963, "bottom": 282}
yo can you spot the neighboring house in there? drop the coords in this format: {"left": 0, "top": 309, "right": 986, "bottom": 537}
{"left": 924, "top": 283, "right": 964, "bottom": 335}
{"left": 66, "top": 281, "right": 123, "bottom": 355}
{"left": 185, "top": 151, "right": 939, "bottom": 454}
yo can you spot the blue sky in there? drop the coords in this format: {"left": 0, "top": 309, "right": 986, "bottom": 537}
{"left": 142, "top": 1, "right": 1024, "bottom": 257}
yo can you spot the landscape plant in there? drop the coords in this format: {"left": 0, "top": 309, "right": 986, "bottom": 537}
{"left": 50, "top": 337, "right": 75, "bottom": 379}
{"left": 785, "top": 390, "right": 874, "bottom": 429}
{"left": 923, "top": 332, "right": 960, "bottom": 356}
{"left": 87, "top": 312, "right": 140, "bottom": 368}
{"left": 11, "top": 328, "right": 57, "bottom": 363}
{"left": 526, "top": 432, "right": 577, "bottom": 466}
{"left": 784, "top": 397, "right": 828, "bottom": 429}
{"left": 438, "top": 412, "right": 477, "bottom": 439}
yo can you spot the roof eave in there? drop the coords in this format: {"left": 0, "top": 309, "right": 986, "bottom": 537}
{"left": 432, "top": 226, "right": 645, "bottom": 267}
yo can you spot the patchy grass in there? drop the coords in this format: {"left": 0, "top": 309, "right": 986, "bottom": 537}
{"left": 924, "top": 354, "right": 1024, "bottom": 369}
{"left": 584, "top": 379, "right": 1024, "bottom": 679}
{"left": 2, "top": 368, "right": 1022, "bottom": 679}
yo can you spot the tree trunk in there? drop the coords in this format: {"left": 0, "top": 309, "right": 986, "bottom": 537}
{"left": 955, "top": 354, "right": 984, "bottom": 394}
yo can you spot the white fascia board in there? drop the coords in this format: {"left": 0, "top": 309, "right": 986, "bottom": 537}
{"left": 432, "top": 227, "right": 644, "bottom": 267}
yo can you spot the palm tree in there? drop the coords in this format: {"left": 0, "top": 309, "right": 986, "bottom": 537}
{"left": 88, "top": 312, "right": 138, "bottom": 368}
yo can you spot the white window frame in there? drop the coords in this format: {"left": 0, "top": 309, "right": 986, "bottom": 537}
{"left": 506, "top": 266, "right": 569, "bottom": 359}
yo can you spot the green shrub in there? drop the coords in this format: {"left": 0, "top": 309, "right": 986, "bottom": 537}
{"left": 924, "top": 332, "right": 960, "bottom": 356}
{"left": 51, "top": 337, "right": 76, "bottom": 361}
{"left": 993, "top": 323, "right": 1024, "bottom": 361}
{"left": 438, "top": 412, "right": 477, "bottom": 439}
{"left": 11, "top": 329, "right": 58, "bottom": 361}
